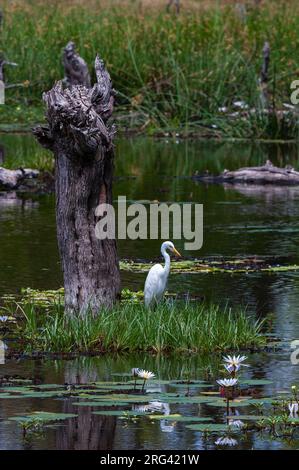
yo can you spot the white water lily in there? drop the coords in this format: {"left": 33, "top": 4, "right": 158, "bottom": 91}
{"left": 215, "top": 437, "right": 238, "bottom": 447}
{"left": 224, "top": 363, "right": 241, "bottom": 374}
{"left": 229, "top": 419, "right": 244, "bottom": 428}
{"left": 288, "top": 402, "right": 299, "bottom": 416}
{"left": 131, "top": 368, "right": 141, "bottom": 377}
{"left": 137, "top": 369, "right": 155, "bottom": 380}
{"left": 217, "top": 378, "right": 238, "bottom": 388}
{"left": 223, "top": 355, "right": 248, "bottom": 369}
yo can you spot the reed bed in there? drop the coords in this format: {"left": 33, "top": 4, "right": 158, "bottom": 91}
{"left": 1, "top": 1, "right": 298, "bottom": 138}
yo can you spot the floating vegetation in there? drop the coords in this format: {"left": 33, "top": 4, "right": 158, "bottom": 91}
{"left": 1, "top": 360, "right": 299, "bottom": 446}
{"left": 8, "top": 412, "right": 78, "bottom": 423}
{"left": 120, "top": 259, "right": 299, "bottom": 275}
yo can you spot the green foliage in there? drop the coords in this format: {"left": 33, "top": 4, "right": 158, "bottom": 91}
{"left": 1, "top": 2, "right": 299, "bottom": 138}
{"left": 16, "top": 300, "right": 265, "bottom": 353}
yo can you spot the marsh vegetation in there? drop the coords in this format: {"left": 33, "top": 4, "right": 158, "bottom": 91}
{"left": 1, "top": 0, "right": 299, "bottom": 139}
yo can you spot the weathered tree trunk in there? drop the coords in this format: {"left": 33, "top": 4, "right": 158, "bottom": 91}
{"left": 259, "top": 41, "right": 270, "bottom": 108}
{"left": 33, "top": 55, "right": 121, "bottom": 315}
{"left": 166, "top": 0, "right": 180, "bottom": 14}
{"left": 62, "top": 41, "right": 91, "bottom": 88}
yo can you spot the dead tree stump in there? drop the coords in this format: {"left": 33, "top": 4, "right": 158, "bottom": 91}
{"left": 62, "top": 41, "right": 91, "bottom": 88}
{"left": 259, "top": 41, "right": 270, "bottom": 108}
{"left": 166, "top": 0, "right": 180, "bottom": 14}
{"left": 33, "top": 55, "right": 121, "bottom": 315}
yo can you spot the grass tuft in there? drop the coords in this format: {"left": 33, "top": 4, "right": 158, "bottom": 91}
{"left": 18, "top": 301, "right": 266, "bottom": 354}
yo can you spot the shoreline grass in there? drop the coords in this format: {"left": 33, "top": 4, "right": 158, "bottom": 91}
{"left": 1, "top": 1, "right": 299, "bottom": 139}
{"left": 16, "top": 301, "right": 266, "bottom": 354}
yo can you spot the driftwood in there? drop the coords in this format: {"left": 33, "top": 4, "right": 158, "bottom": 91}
{"left": 62, "top": 41, "right": 91, "bottom": 88}
{"left": 33, "top": 55, "right": 120, "bottom": 315}
{"left": 0, "top": 167, "right": 39, "bottom": 190}
{"left": 194, "top": 160, "right": 299, "bottom": 186}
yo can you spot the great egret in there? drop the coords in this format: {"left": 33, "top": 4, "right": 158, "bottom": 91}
{"left": 144, "top": 241, "right": 181, "bottom": 307}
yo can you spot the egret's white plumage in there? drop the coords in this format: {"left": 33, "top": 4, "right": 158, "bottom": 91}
{"left": 144, "top": 241, "right": 181, "bottom": 307}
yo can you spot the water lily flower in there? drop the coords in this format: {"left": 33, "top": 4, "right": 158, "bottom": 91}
{"left": 132, "top": 404, "right": 150, "bottom": 413}
{"left": 224, "top": 363, "right": 241, "bottom": 374}
{"left": 215, "top": 437, "right": 238, "bottom": 447}
{"left": 131, "top": 368, "right": 141, "bottom": 390}
{"left": 229, "top": 419, "right": 244, "bottom": 428}
{"left": 138, "top": 369, "right": 155, "bottom": 391}
{"left": 288, "top": 402, "right": 299, "bottom": 416}
{"left": 0, "top": 316, "right": 8, "bottom": 322}
{"left": 137, "top": 370, "right": 155, "bottom": 380}
{"left": 223, "top": 355, "right": 248, "bottom": 369}
{"left": 131, "top": 368, "right": 140, "bottom": 377}
{"left": 217, "top": 378, "right": 238, "bottom": 388}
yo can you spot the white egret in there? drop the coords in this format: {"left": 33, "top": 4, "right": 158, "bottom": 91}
{"left": 144, "top": 241, "right": 181, "bottom": 308}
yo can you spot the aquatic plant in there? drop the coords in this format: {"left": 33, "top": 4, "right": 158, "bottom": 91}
{"left": 16, "top": 301, "right": 265, "bottom": 354}
{"left": 216, "top": 378, "right": 238, "bottom": 388}
{"left": 137, "top": 369, "right": 156, "bottom": 391}
{"left": 2, "top": 370, "right": 299, "bottom": 446}
{"left": 223, "top": 355, "right": 249, "bottom": 376}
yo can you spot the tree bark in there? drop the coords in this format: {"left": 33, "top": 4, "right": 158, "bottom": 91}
{"left": 33, "top": 55, "right": 121, "bottom": 315}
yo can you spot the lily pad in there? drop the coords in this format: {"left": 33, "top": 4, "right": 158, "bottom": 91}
{"left": 240, "top": 379, "right": 273, "bottom": 386}
{"left": 73, "top": 401, "right": 131, "bottom": 407}
{"left": 231, "top": 415, "right": 265, "bottom": 421}
{"left": 208, "top": 400, "right": 251, "bottom": 408}
{"left": 246, "top": 398, "right": 274, "bottom": 404}
{"left": 9, "top": 412, "right": 77, "bottom": 423}
{"left": 92, "top": 410, "right": 150, "bottom": 417}
{"left": 149, "top": 415, "right": 212, "bottom": 422}
{"left": 169, "top": 383, "right": 211, "bottom": 389}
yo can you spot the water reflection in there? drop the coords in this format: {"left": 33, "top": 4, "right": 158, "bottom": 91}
{"left": 0, "top": 350, "right": 298, "bottom": 450}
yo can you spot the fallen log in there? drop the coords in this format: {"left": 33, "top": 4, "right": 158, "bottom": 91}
{"left": 0, "top": 167, "right": 39, "bottom": 190}
{"left": 194, "top": 160, "right": 299, "bottom": 185}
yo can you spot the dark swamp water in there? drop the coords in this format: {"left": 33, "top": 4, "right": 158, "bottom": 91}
{"left": 0, "top": 134, "right": 299, "bottom": 449}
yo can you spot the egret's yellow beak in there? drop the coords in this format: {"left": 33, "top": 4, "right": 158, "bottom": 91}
{"left": 172, "top": 247, "right": 181, "bottom": 257}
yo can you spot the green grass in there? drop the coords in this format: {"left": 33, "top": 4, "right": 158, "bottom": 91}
{"left": 17, "top": 301, "right": 266, "bottom": 354}
{"left": 1, "top": 1, "right": 299, "bottom": 139}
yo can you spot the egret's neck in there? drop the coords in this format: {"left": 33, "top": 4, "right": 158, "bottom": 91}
{"left": 162, "top": 248, "right": 171, "bottom": 276}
